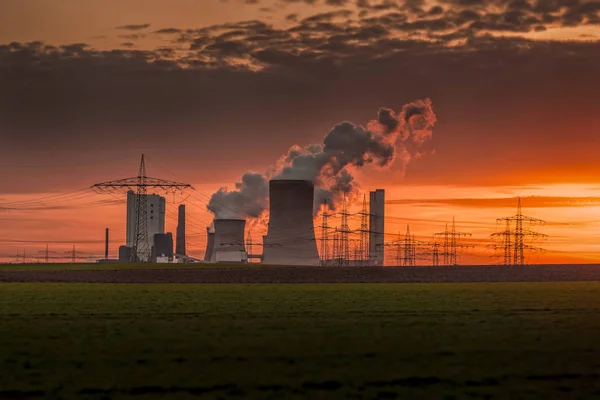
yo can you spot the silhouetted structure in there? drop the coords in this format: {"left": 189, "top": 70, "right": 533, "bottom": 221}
{"left": 319, "top": 199, "right": 330, "bottom": 265}
{"left": 262, "top": 180, "right": 320, "bottom": 266}
{"left": 491, "top": 198, "right": 547, "bottom": 265}
{"left": 208, "top": 219, "right": 247, "bottom": 263}
{"left": 153, "top": 233, "right": 174, "bottom": 262}
{"left": 204, "top": 225, "right": 215, "bottom": 262}
{"left": 359, "top": 195, "right": 369, "bottom": 266}
{"left": 369, "top": 189, "right": 385, "bottom": 266}
{"left": 435, "top": 218, "right": 472, "bottom": 266}
{"left": 339, "top": 195, "right": 350, "bottom": 267}
{"left": 92, "top": 154, "right": 192, "bottom": 263}
{"left": 176, "top": 205, "right": 186, "bottom": 256}
{"left": 105, "top": 228, "right": 109, "bottom": 260}
{"left": 118, "top": 245, "right": 131, "bottom": 262}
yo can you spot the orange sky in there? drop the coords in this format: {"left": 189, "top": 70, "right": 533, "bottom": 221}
{"left": 2, "top": 172, "right": 600, "bottom": 264}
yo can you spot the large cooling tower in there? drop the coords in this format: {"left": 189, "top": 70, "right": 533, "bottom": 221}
{"left": 209, "top": 219, "right": 247, "bottom": 263}
{"left": 262, "top": 179, "right": 320, "bottom": 266}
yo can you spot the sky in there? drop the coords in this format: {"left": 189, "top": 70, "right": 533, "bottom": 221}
{"left": 1, "top": 0, "right": 600, "bottom": 264}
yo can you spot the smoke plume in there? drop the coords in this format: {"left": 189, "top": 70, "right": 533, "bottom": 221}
{"left": 207, "top": 98, "right": 436, "bottom": 219}
{"left": 207, "top": 172, "right": 268, "bottom": 220}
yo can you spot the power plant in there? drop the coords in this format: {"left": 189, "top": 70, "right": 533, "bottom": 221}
{"left": 86, "top": 155, "right": 499, "bottom": 266}
{"left": 200, "top": 179, "right": 389, "bottom": 266}
{"left": 5, "top": 154, "right": 551, "bottom": 266}
{"left": 262, "top": 180, "right": 321, "bottom": 266}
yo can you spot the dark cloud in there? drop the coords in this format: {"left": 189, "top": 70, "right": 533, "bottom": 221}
{"left": 154, "top": 28, "right": 182, "bottom": 34}
{"left": 1, "top": 4, "right": 599, "bottom": 193}
{"left": 115, "top": 23, "right": 151, "bottom": 30}
{"left": 118, "top": 33, "right": 146, "bottom": 40}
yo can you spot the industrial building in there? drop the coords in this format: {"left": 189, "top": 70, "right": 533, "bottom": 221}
{"left": 152, "top": 232, "right": 174, "bottom": 262}
{"left": 262, "top": 179, "right": 320, "bottom": 266}
{"left": 369, "top": 189, "right": 385, "bottom": 266}
{"left": 125, "top": 190, "right": 166, "bottom": 261}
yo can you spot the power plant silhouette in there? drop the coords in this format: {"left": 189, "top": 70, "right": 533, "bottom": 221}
{"left": 3, "top": 154, "right": 549, "bottom": 266}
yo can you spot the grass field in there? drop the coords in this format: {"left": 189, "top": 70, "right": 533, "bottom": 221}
{"left": 1, "top": 283, "right": 599, "bottom": 399}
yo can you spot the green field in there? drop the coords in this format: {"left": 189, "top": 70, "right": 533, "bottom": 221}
{"left": 1, "top": 283, "right": 599, "bottom": 399}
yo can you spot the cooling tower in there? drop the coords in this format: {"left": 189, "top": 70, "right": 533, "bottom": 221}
{"left": 209, "top": 219, "right": 247, "bottom": 263}
{"left": 203, "top": 227, "right": 214, "bottom": 262}
{"left": 262, "top": 179, "right": 320, "bottom": 266}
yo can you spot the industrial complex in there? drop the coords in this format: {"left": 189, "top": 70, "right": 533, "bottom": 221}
{"left": 113, "top": 176, "right": 387, "bottom": 266}
{"left": 86, "top": 155, "right": 546, "bottom": 267}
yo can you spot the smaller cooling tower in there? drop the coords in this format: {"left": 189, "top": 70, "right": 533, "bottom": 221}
{"left": 209, "top": 219, "right": 247, "bottom": 263}
{"left": 262, "top": 179, "right": 320, "bottom": 266}
{"left": 204, "top": 227, "right": 215, "bottom": 262}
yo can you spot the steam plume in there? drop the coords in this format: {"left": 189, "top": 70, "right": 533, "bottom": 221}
{"left": 207, "top": 98, "right": 436, "bottom": 219}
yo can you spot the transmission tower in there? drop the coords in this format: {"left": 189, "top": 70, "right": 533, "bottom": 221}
{"left": 92, "top": 154, "right": 193, "bottom": 263}
{"left": 332, "top": 228, "right": 339, "bottom": 266}
{"left": 246, "top": 230, "right": 253, "bottom": 260}
{"left": 13, "top": 249, "right": 27, "bottom": 264}
{"left": 339, "top": 195, "right": 350, "bottom": 267}
{"left": 359, "top": 195, "right": 369, "bottom": 266}
{"left": 64, "top": 245, "right": 86, "bottom": 263}
{"left": 491, "top": 198, "right": 547, "bottom": 265}
{"left": 320, "top": 199, "right": 330, "bottom": 265}
{"left": 394, "top": 231, "right": 402, "bottom": 266}
{"left": 37, "top": 244, "right": 56, "bottom": 263}
{"left": 435, "top": 218, "right": 472, "bottom": 266}
{"left": 403, "top": 225, "right": 413, "bottom": 266}
{"left": 431, "top": 242, "right": 440, "bottom": 266}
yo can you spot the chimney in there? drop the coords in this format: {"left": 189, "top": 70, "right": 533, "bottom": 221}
{"left": 105, "top": 228, "right": 109, "bottom": 260}
{"left": 176, "top": 205, "right": 186, "bottom": 255}
{"left": 369, "top": 189, "right": 385, "bottom": 266}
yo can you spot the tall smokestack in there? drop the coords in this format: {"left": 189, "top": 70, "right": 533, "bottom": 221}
{"left": 262, "top": 179, "right": 320, "bottom": 266}
{"left": 105, "top": 228, "right": 109, "bottom": 260}
{"left": 369, "top": 189, "right": 385, "bottom": 266}
{"left": 176, "top": 205, "right": 186, "bottom": 255}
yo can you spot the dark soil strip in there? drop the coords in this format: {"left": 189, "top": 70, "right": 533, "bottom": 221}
{"left": 0, "top": 264, "right": 599, "bottom": 283}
